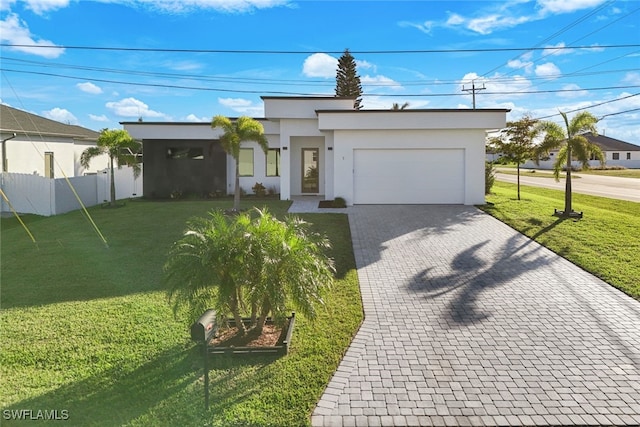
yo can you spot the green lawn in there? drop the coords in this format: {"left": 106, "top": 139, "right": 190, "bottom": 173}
{"left": 480, "top": 182, "right": 640, "bottom": 300}
{"left": 0, "top": 199, "right": 363, "bottom": 426}
{"left": 576, "top": 168, "right": 640, "bottom": 178}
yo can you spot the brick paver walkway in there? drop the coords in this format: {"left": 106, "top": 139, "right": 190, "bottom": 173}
{"left": 311, "top": 205, "right": 640, "bottom": 426}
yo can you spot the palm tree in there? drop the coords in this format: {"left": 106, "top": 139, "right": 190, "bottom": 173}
{"left": 211, "top": 116, "right": 268, "bottom": 211}
{"left": 165, "top": 208, "right": 335, "bottom": 336}
{"left": 391, "top": 102, "right": 410, "bottom": 110}
{"left": 165, "top": 211, "right": 252, "bottom": 335}
{"left": 80, "top": 128, "right": 141, "bottom": 207}
{"left": 536, "top": 111, "right": 604, "bottom": 217}
{"left": 246, "top": 209, "right": 335, "bottom": 333}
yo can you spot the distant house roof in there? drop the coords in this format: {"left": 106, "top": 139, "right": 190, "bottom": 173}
{"left": 0, "top": 104, "right": 99, "bottom": 140}
{"left": 585, "top": 132, "right": 640, "bottom": 151}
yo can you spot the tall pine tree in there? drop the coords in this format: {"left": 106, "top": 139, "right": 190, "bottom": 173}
{"left": 335, "top": 49, "right": 363, "bottom": 109}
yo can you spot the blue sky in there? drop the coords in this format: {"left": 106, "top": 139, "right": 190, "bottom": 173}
{"left": 1, "top": 0, "right": 639, "bottom": 143}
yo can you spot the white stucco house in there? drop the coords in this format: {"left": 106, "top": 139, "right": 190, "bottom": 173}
{"left": 123, "top": 96, "right": 508, "bottom": 206}
{"left": 0, "top": 104, "right": 109, "bottom": 177}
{"left": 521, "top": 132, "right": 640, "bottom": 170}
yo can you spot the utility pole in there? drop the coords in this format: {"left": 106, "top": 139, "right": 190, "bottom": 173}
{"left": 462, "top": 81, "right": 486, "bottom": 109}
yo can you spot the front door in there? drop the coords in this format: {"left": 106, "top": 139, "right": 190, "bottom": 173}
{"left": 301, "top": 148, "right": 319, "bottom": 193}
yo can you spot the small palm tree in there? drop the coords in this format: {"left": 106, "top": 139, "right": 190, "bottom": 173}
{"left": 80, "top": 128, "right": 141, "bottom": 207}
{"left": 165, "top": 211, "right": 252, "bottom": 335}
{"left": 246, "top": 209, "right": 335, "bottom": 333}
{"left": 536, "top": 111, "right": 604, "bottom": 217}
{"left": 211, "top": 116, "right": 268, "bottom": 211}
{"left": 165, "top": 208, "right": 335, "bottom": 336}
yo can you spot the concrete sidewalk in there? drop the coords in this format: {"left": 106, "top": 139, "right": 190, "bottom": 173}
{"left": 312, "top": 205, "right": 640, "bottom": 426}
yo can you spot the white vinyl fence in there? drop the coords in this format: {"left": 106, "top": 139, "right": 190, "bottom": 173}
{"left": 1, "top": 166, "right": 142, "bottom": 216}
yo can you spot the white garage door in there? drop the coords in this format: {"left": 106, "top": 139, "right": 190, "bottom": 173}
{"left": 353, "top": 149, "right": 465, "bottom": 204}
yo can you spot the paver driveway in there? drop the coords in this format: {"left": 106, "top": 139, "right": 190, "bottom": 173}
{"left": 311, "top": 205, "right": 640, "bottom": 427}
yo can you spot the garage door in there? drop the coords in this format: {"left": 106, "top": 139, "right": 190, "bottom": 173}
{"left": 353, "top": 149, "right": 465, "bottom": 204}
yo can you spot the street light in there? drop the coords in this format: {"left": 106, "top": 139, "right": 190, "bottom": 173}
{"left": 2, "top": 133, "right": 17, "bottom": 172}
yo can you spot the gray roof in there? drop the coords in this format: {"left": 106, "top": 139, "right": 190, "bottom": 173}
{"left": 585, "top": 132, "right": 640, "bottom": 151}
{"left": 0, "top": 104, "right": 99, "bottom": 140}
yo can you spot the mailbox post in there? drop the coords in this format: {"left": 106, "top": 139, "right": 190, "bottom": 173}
{"left": 190, "top": 309, "right": 218, "bottom": 410}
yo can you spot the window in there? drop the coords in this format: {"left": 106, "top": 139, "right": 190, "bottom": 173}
{"left": 167, "top": 147, "right": 203, "bottom": 159}
{"left": 627, "top": 153, "right": 631, "bottom": 160}
{"left": 612, "top": 152, "right": 620, "bottom": 160}
{"left": 44, "top": 152, "right": 54, "bottom": 178}
{"left": 239, "top": 148, "right": 254, "bottom": 176}
{"left": 266, "top": 148, "right": 280, "bottom": 177}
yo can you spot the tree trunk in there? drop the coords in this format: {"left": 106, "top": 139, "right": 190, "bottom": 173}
{"left": 254, "top": 301, "right": 271, "bottom": 334}
{"left": 231, "top": 292, "right": 247, "bottom": 336}
{"left": 109, "top": 155, "right": 116, "bottom": 207}
{"left": 516, "top": 163, "right": 521, "bottom": 201}
{"left": 234, "top": 156, "right": 241, "bottom": 211}
{"left": 564, "top": 147, "right": 572, "bottom": 215}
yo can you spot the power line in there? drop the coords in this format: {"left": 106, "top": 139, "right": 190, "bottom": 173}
{"left": 2, "top": 43, "right": 640, "bottom": 55}
{"left": 3, "top": 67, "right": 639, "bottom": 97}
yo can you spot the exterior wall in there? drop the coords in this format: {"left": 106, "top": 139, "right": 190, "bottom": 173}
{"left": 274, "top": 118, "right": 328, "bottom": 200}
{"left": 318, "top": 110, "right": 507, "bottom": 131}
{"left": 231, "top": 136, "right": 281, "bottom": 196}
{"left": 263, "top": 97, "right": 354, "bottom": 119}
{"left": 0, "top": 136, "right": 108, "bottom": 177}
{"left": 289, "top": 136, "right": 325, "bottom": 196}
{"left": 332, "top": 129, "right": 486, "bottom": 205}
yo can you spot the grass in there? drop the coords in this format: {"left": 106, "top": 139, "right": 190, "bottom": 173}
{"left": 496, "top": 168, "right": 574, "bottom": 179}
{"left": 576, "top": 168, "right": 640, "bottom": 178}
{"left": 480, "top": 181, "right": 640, "bottom": 300}
{"left": 0, "top": 198, "right": 363, "bottom": 426}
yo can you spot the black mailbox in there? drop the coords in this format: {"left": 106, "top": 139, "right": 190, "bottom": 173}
{"left": 190, "top": 309, "right": 218, "bottom": 342}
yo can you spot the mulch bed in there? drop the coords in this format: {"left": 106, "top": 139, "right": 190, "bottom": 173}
{"left": 209, "top": 323, "right": 284, "bottom": 348}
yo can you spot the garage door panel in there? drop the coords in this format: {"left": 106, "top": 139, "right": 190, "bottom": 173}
{"left": 353, "top": 149, "right": 464, "bottom": 204}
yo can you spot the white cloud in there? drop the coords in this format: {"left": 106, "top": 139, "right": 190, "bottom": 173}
{"left": 535, "top": 62, "right": 561, "bottom": 78}
{"left": 362, "top": 97, "right": 430, "bottom": 110}
{"left": 543, "top": 42, "right": 572, "bottom": 56}
{"left": 43, "top": 107, "right": 78, "bottom": 124}
{"left": 398, "top": 20, "right": 434, "bottom": 35}
{"left": 105, "top": 97, "right": 168, "bottom": 119}
{"left": 302, "top": 53, "right": 338, "bottom": 78}
{"left": 185, "top": 113, "right": 209, "bottom": 122}
{"left": 459, "top": 72, "right": 534, "bottom": 107}
{"left": 446, "top": 13, "right": 465, "bottom": 26}
{"left": 218, "top": 97, "right": 263, "bottom": 116}
{"left": 134, "top": 0, "right": 291, "bottom": 14}
{"left": 89, "top": 114, "right": 109, "bottom": 122}
{"left": 507, "top": 59, "right": 533, "bottom": 74}
{"left": 356, "top": 59, "right": 376, "bottom": 73}
{"left": 21, "top": 0, "right": 70, "bottom": 15}
{"left": 0, "top": 13, "right": 64, "bottom": 58}
{"left": 361, "top": 75, "right": 403, "bottom": 91}
{"left": 163, "top": 60, "right": 204, "bottom": 72}
{"left": 536, "top": 0, "right": 607, "bottom": 15}
{"left": 622, "top": 72, "right": 640, "bottom": 85}
{"left": 77, "top": 82, "right": 103, "bottom": 94}
{"left": 558, "top": 83, "right": 588, "bottom": 98}
{"left": 466, "top": 14, "right": 530, "bottom": 35}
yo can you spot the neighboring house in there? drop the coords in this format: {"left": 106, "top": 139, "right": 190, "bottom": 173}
{"left": 519, "top": 132, "right": 640, "bottom": 170}
{"left": 123, "top": 96, "right": 508, "bottom": 206}
{"left": 0, "top": 104, "right": 107, "bottom": 177}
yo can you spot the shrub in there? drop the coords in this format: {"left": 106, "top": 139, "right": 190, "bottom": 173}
{"left": 332, "top": 197, "right": 347, "bottom": 208}
{"left": 252, "top": 182, "right": 267, "bottom": 197}
{"left": 485, "top": 161, "right": 496, "bottom": 194}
